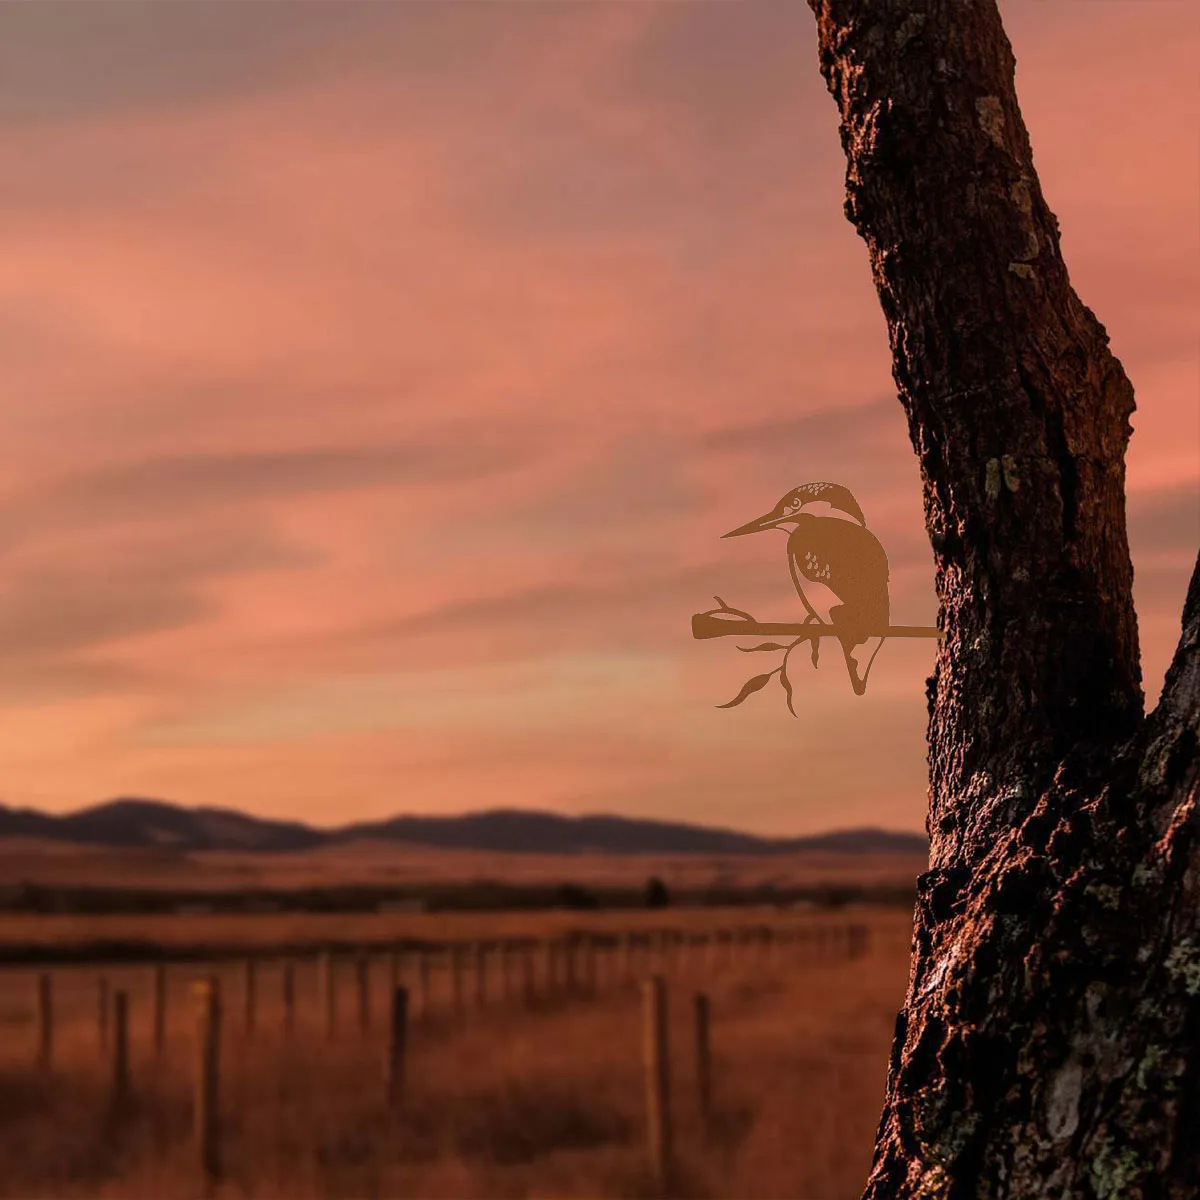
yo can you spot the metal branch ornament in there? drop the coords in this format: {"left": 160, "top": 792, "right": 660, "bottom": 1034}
{"left": 691, "top": 482, "right": 941, "bottom": 708}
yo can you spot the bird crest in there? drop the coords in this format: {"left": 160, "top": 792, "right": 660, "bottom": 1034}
{"left": 692, "top": 482, "right": 941, "bottom": 707}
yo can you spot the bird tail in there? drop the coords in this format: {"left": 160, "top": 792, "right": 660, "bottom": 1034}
{"left": 862, "top": 635, "right": 887, "bottom": 686}
{"left": 845, "top": 634, "right": 887, "bottom": 696}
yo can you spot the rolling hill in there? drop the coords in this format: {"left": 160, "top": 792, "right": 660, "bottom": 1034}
{"left": 0, "top": 796, "right": 927, "bottom": 857}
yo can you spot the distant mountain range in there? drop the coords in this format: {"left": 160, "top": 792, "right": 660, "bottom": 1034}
{"left": 0, "top": 797, "right": 927, "bottom": 857}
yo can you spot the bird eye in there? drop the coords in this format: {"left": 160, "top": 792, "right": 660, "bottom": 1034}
{"left": 787, "top": 497, "right": 802, "bottom": 511}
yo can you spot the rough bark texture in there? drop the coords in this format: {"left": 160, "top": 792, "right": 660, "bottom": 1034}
{"left": 805, "top": 2, "right": 1200, "bottom": 1196}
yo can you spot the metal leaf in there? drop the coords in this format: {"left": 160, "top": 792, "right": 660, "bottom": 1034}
{"left": 715, "top": 672, "right": 776, "bottom": 709}
{"left": 737, "top": 643, "right": 789, "bottom": 653}
{"left": 780, "top": 660, "right": 797, "bottom": 717}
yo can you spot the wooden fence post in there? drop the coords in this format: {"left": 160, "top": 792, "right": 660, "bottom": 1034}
{"left": 418, "top": 950, "right": 431, "bottom": 1018}
{"left": 386, "top": 987, "right": 409, "bottom": 1108}
{"left": 153, "top": 964, "right": 167, "bottom": 1056}
{"left": 499, "top": 942, "right": 513, "bottom": 1003}
{"left": 244, "top": 958, "right": 257, "bottom": 1038}
{"left": 112, "top": 990, "right": 130, "bottom": 1108}
{"left": 282, "top": 960, "right": 296, "bottom": 1037}
{"left": 642, "top": 975, "right": 672, "bottom": 1193}
{"left": 522, "top": 944, "right": 537, "bottom": 1008}
{"left": 450, "top": 946, "right": 465, "bottom": 1017}
{"left": 319, "top": 952, "right": 336, "bottom": 1038}
{"left": 582, "top": 937, "right": 597, "bottom": 998}
{"left": 36, "top": 973, "right": 52, "bottom": 1070}
{"left": 356, "top": 955, "right": 371, "bottom": 1033}
{"left": 693, "top": 992, "right": 712, "bottom": 1131}
{"left": 474, "top": 944, "right": 488, "bottom": 1009}
{"left": 97, "top": 975, "right": 110, "bottom": 1051}
{"left": 564, "top": 940, "right": 578, "bottom": 998}
{"left": 193, "top": 977, "right": 221, "bottom": 1193}
{"left": 562, "top": 940, "right": 571, "bottom": 993}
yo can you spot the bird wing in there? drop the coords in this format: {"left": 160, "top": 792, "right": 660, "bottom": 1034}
{"left": 786, "top": 520, "right": 890, "bottom": 626}
{"left": 787, "top": 548, "right": 824, "bottom": 622}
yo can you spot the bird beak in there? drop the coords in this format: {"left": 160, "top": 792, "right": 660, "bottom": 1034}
{"left": 721, "top": 510, "right": 784, "bottom": 538}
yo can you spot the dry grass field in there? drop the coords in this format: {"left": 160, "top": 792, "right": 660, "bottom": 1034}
{"left": 0, "top": 907, "right": 912, "bottom": 1200}
{"left": 0, "top": 837, "right": 926, "bottom": 894}
{"left": 0, "top": 904, "right": 890, "bottom": 959}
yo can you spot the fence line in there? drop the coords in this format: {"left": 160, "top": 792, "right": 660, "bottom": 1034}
{"left": 15, "top": 920, "right": 871, "bottom": 1067}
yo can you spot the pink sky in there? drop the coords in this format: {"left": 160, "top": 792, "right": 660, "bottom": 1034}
{"left": 0, "top": 2, "right": 1195, "bottom": 835}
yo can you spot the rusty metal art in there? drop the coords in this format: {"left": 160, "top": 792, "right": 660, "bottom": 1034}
{"left": 692, "top": 482, "right": 941, "bottom": 708}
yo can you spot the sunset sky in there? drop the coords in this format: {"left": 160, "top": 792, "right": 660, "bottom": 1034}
{"left": 0, "top": 1, "right": 1196, "bottom": 836}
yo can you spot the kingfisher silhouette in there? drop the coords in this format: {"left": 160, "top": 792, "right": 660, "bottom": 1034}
{"left": 692, "top": 482, "right": 940, "bottom": 707}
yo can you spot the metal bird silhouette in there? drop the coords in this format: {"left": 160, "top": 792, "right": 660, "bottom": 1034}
{"left": 692, "top": 482, "right": 940, "bottom": 708}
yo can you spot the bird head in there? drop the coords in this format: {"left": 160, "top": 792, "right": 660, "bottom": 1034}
{"left": 721, "top": 482, "right": 866, "bottom": 538}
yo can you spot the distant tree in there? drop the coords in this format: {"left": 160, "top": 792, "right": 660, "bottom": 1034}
{"left": 643, "top": 876, "right": 671, "bottom": 909}
{"left": 805, "top": 2, "right": 1199, "bottom": 1196}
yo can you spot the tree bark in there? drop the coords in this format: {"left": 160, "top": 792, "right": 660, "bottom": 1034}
{"left": 805, "top": 1, "right": 1199, "bottom": 1195}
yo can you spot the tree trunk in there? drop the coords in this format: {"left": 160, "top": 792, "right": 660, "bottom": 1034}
{"left": 804, "top": 1, "right": 1199, "bottom": 1195}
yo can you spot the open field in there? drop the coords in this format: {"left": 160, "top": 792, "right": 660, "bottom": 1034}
{"left": 0, "top": 903, "right": 891, "bottom": 961}
{"left": 0, "top": 838, "right": 926, "bottom": 893}
{"left": 0, "top": 907, "right": 912, "bottom": 1199}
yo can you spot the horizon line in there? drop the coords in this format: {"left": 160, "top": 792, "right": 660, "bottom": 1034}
{"left": 0, "top": 794, "right": 928, "bottom": 842}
